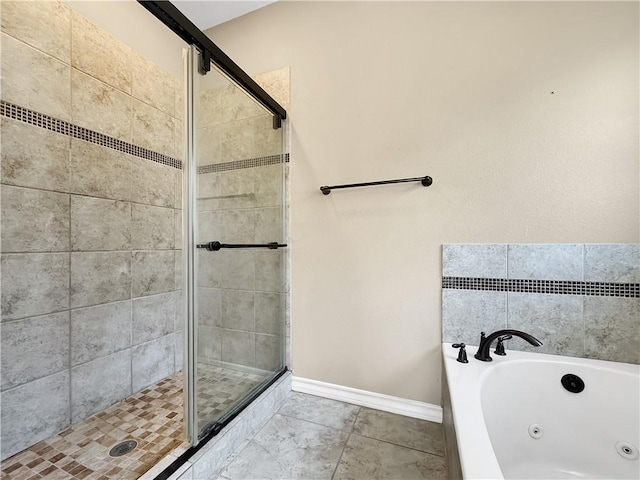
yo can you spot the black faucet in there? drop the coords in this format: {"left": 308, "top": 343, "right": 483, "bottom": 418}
{"left": 474, "top": 329, "right": 542, "bottom": 361}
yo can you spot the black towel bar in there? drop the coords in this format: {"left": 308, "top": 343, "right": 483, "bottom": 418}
{"left": 320, "top": 176, "right": 432, "bottom": 195}
{"left": 197, "top": 241, "right": 287, "bottom": 251}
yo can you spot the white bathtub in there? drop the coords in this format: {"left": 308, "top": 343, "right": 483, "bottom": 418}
{"left": 442, "top": 342, "right": 640, "bottom": 479}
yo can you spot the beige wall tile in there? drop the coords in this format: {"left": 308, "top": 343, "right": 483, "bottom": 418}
{"left": 70, "top": 350, "right": 132, "bottom": 423}
{"left": 1, "top": 185, "right": 70, "bottom": 253}
{"left": 175, "top": 209, "right": 182, "bottom": 250}
{"left": 0, "top": 371, "right": 70, "bottom": 460}
{"left": 131, "top": 204, "right": 175, "bottom": 250}
{"left": 131, "top": 334, "right": 175, "bottom": 392}
{"left": 198, "top": 325, "right": 221, "bottom": 363}
{"left": 175, "top": 80, "right": 184, "bottom": 122}
{"left": 220, "top": 121, "right": 253, "bottom": 162}
{"left": 254, "top": 67, "right": 291, "bottom": 112}
{"left": 253, "top": 115, "right": 283, "bottom": 157}
{"left": 218, "top": 169, "right": 256, "bottom": 210}
{"left": 71, "top": 69, "right": 132, "bottom": 142}
{"left": 175, "top": 119, "right": 183, "bottom": 161}
{"left": 1, "top": 1, "right": 71, "bottom": 63}
{"left": 174, "top": 169, "right": 183, "bottom": 209}
{"left": 70, "top": 251, "right": 131, "bottom": 309}
{"left": 199, "top": 87, "right": 223, "bottom": 127}
{"left": 255, "top": 333, "right": 280, "bottom": 371}
{"left": 71, "top": 301, "right": 132, "bottom": 366}
{"left": 220, "top": 84, "right": 265, "bottom": 123}
{"left": 130, "top": 158, "right": 175, "bottom": 208}
{"left": 1, "top": 118, "right": 70, "bottom": 192}
{"left": 1, "top": 253, "right": 70, "bottom": 321}
{"left": 132, "top": 99, "right": 175, "bottom": 157}
{"left": 71, "top": 12, "right": 132, "bottom": 93}
{"left": 131, "top": 250, "right": 175, "bottom": 298}
{"left": 70, "top": 139, "right": 132, "bottom": 201}
{"left": 70, "top": 196, "right": 131, "bottom": 252}
{"left": 1, "top": 311, "right": 70, "bottom": 391}
{"left": 254, "top": 164, "right": 283, "bottom": 208}
{"left": 196, "top": 172, "right": 222, "bottom": 212}
{"left": 132, "top": 293, "right": 174, "bottom": 345}
{"left": 1, "top": 33, "right": 71, "bottom": 120}
{"left": 132, "top": 52, "right": 176, "bottom": 117}
{"left": 197, "top": 125, "right": 221, "bottom": 165}
{"left": 175, "top": 252, "right": 183, "bottom": 291}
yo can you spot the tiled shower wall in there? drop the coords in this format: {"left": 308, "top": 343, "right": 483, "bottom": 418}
{"left": 442, "top": 244, "right": 639, "bottom": 364}
{"left": 0, "top": 2, "right": 183, "bottom": 460}
{"left": 196, "top": 68, "right": 290, "bottom": 373}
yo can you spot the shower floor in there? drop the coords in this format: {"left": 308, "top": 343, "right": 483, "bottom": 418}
{"left": 0, "top": 364, "right": 268, "bottom": 480}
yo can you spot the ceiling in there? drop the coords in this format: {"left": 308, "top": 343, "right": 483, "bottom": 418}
{"left": 173, "top": 0, "right": 276, "bottom": 30}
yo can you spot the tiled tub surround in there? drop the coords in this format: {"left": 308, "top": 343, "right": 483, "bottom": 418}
{"left": 0, "top": 1, "right": 183, "bottom": 460}
{"left": 442, "top": 244, "right": 640, "bottom": 364}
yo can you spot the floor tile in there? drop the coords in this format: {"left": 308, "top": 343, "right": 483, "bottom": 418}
{"left": 278, "top": 392, "right": 360, "bottom": 431}
{"left": 353, "top": 408, "right": 444, "bottom": 456}
{"left": 333, "top": 434, "right": 447, "bottom": 480}
{"left": 221, "top": 414, "right": 348, "bottom": 479}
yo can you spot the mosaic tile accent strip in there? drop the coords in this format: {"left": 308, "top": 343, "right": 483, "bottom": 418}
{"left": 0, "top": 100, "right": 182, "bottom": 170}
{"left": 0, "top": 364, "right": 269, "bottom": 480}
{"left": 442, "top": 276, "right": 640, "bottom": 298}
{"left": 198, "top": 153, "right": 290, "bottom": 175}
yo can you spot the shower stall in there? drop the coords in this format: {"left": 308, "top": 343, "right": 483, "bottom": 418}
{"left": 0, "top": 1, "right": 289, "bottom": 477}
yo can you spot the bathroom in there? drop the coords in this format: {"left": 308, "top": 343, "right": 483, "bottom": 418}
{"left": 1, "top": 1, "right": 638, "bottom": 479}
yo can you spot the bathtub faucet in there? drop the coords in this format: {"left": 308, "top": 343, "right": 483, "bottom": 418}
{"left": 474, "top": 329, "right": 542, "bottom": 362}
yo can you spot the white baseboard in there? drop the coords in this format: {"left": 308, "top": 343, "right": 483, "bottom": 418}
{"left": 291, "top": 376, "right": 442, "bottom": 423}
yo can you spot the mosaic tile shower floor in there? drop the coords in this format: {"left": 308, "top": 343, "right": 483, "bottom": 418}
{"left": 1, "top": 365, "right": 267, "bottom": 480}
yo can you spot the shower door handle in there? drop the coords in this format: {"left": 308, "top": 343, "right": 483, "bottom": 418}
{"left": 196, "top": 241, "right": 287, "bottom": 251}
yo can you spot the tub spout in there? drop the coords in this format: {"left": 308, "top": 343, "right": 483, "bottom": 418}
{"left": 474, "top": 329, "right": 542, "bottom": 362}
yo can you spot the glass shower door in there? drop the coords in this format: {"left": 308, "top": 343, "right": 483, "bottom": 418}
{"left": 184, "top": 46, "right": 287, "bottom": 442}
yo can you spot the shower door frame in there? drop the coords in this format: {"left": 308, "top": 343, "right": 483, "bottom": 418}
{"left": 138, "top": 1, "right": 286, "bottom": 125}
{"left": 134, "top": 4, "right": 289, "bottom": 478}
{"left": 183, "top": 48, "right": 290, "bottom": 446}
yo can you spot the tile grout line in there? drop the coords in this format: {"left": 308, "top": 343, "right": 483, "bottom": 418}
{"left": 329, "top": 405, "right": 362, "bottom": 480}
{"left": 352, "top": 432, "right": 447, "bottom": 458}
{"left": 67, "top": 161, "right": 73, "bottom": 429}
{"left": 348, "top": 407, "right": 446, "bottom": 458}
{"left": 581, "top": 244, "right": 586, "bottom": 356}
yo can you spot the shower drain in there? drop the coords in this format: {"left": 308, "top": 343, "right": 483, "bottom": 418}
{"left": 109, "top": 440, "right": 138, "bottom": 457}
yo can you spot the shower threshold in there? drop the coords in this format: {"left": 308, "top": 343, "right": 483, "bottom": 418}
{"left": 1, "top": 364, "right": 268, "bottom": 480}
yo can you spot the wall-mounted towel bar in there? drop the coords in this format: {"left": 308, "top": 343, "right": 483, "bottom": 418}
{"left": 197, "top": 241, "right": 287, "bottom": 251}
{"left": 320, "top": 175, "right": 432, "bottom": 195}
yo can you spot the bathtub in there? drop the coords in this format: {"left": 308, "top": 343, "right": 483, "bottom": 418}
{"left": 442, "top": 342, "right": 640, "bottom": 479}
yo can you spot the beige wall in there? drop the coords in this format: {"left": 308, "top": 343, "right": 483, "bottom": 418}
{"left": 209, "top": 1, "right": 640, "bottom": 405}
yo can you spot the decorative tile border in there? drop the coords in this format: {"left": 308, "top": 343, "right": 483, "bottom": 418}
{"left": 0, "top": 100, "right": 182, "bottom": 169}
{"left": 442, "top": 276, "right": 640, "bottom": 298}
{"left": 198, "top": 153, "right": 290, "bottom": 174}
{"left": 1, "top": 101, "right": 291, "bottom": 175}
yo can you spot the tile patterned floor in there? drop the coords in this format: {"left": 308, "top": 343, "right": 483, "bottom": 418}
{"left": 216, "top": 392, "right": 448, "bottom": 480}
{"left": 0, "top": 364, "right": 268, "bottom": 480}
